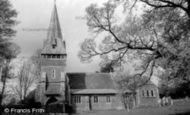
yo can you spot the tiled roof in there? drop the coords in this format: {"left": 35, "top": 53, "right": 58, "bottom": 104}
{"left": 67, "top": 73, "right": 117, "bottom": 94}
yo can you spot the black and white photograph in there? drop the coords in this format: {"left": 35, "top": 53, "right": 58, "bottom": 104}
{"left": 0, "top": 0, "right": 190, "bottom": 114}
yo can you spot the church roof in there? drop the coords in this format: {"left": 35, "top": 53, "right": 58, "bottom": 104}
{"left": 71, "top": 89, "right": 118, "bottom": 94}
{"left": 67, "top": 73, "right": 118, "bottom": 94}
{"left": 41, "top": 3, "right": 66, "bottom": 55}
{"left": 142, "top": 80, "right": 157, "bottom": 87}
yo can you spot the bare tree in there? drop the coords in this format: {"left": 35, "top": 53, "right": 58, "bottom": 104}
{"left": 30, "top": 49, "right": 42, "bottom": 81}
{"left": 12, "top": 61, "right": 36, "bottom": 103}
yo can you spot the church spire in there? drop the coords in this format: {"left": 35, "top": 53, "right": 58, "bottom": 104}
{"left": 41, "top": 1, "right": 66, "bottom": 55}
{"left": 48, "top": 1, "right": 62, "bottom": 45}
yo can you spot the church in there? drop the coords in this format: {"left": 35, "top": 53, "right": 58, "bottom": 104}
{"left": 34, "top": 2, "right": 160, "bottom": 112}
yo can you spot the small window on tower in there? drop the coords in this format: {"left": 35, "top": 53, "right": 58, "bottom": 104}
{"left": 94, "top": 96, "right": 98, "bottom": 103}
{"left": 52, "top": 69, "right": 56, "bottom": 79}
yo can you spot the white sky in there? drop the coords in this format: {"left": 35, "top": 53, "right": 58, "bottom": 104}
{"left": 10, "top": 0, "right": 109, "bottom": 72}
{"left": 8, "top": 0, "right": 160, "bottom": 85}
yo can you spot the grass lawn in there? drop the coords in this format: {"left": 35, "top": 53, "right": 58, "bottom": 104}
{"left": 72, "top": 99, "right": 190, "bottom": 115}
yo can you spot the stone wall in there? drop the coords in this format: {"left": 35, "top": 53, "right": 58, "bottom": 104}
{"left": 71, "top": 94, "right": 124, "bottom": 112}
{"left": 136, "top": 84, "right": 160, "bottom": 107}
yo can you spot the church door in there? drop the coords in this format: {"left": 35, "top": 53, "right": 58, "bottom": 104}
{"left": 46, "top": 96, "right": 58, "bottom": 105}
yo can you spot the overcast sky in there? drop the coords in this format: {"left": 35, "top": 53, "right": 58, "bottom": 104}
{"left": 8, "top": 0, "right": 160, "bottom": 85}
{"left": 10, "top": 0, "right": 111, "bottom": 72}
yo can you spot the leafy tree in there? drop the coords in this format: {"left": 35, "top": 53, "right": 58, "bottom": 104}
{"left": 79, "top": 0, "right": 190, "bottom": 91}
{"left": 116, "top": 0, "right": 190, "bottom": 81}
{"left": 100, "top": 62, "right": 114, "bottom": 73}
{"left": 0, "top": 0, "right": 20, "bottom": 105}
{"left": 79, "top": 2, "right": 157, "bottom": 86}
{"left": 0, "top": 0, "right": 18, "bottom": 59}
{"left": 135, "top": 1, "right": 190, "bottom": 95}
{"left": 119, "top": 0, "right": 190, "bottom": 18}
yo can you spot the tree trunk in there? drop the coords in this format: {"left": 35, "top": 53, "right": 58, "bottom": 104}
{"left": 0, "top": 75, "right": 6, "bottom": 105}
{"left": 0, "top": 60, "right": 9, "bottom": 105}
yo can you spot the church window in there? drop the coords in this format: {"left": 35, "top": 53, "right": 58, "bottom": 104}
{"left": 151, "top": 90, "right": 154, "bottom": 97}
{"left": 73, "top": 96, "right": 81, "bottom": 103}
{"left": 106, "top": 96, "right": 111, "bottom": 103}
{"left": 147, "top": 90, "right": 149, "bottom": 97}
{"left": 94, "top": 96, "right": 98, "bottom": 103}
{"left": 52, "top": 69, "right": 56, "bottom": 79}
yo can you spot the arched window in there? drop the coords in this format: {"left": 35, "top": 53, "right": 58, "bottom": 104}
{"left": 52, "top": 69, "right": 56, "bottom": 79}
{"left": 151, "top": 90, "right": 154, "bottom": 97}
{"left": 147, "top": 90, "right": 149, "bottom": 97}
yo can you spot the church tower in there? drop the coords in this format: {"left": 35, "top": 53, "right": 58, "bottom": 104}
{"left": 36, "top": 1, "right": 67, "bottom": 105}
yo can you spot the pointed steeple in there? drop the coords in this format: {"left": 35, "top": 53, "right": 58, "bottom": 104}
{"left": 48, "top": 1, "right": 62, "bottom": 45}
{"left": 41, "top": 1, "right": 66, "bottom": 55}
